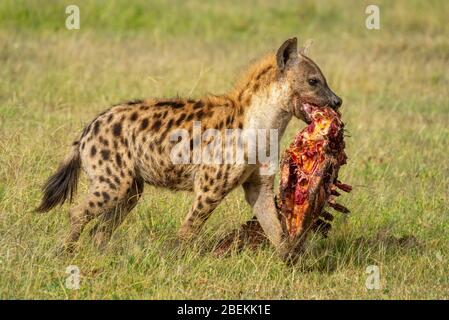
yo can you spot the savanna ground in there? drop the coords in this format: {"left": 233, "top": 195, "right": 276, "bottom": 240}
{"left": 0, "top": 0, "right": 448, "bottom": 299}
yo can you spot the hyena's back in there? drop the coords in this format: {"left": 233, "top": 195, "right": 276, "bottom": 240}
{"left": 78, "top": 99, "right": 191, "bottom": 192}
{"left": 77, "top": 97, "right": 241, "bottom": 194}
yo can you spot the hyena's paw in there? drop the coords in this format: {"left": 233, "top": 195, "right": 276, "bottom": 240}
{"left": 176, "top": 225, "right": 198, "bottom": 243}
{"left": 89, "top": 226, "right": 112, "bottom": 252}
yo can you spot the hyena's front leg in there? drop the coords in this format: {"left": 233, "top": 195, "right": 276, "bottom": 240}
{"left": 178, "top": 165, "right": 235, "bottom": 240}
{"left": 243, "top": 171, "right": 289, "bottom": 256}
{"left": 177, "top": 193, "right": 222, "bottom": 241}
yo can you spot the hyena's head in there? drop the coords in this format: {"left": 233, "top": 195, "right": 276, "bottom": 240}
{"left": 276, "top": 37, "right": 342, "bottom": 123}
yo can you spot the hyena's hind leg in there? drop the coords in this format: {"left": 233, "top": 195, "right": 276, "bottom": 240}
{"left": 89, "top": 177, "right": 144, "bottom": 249}
{"left": 63, "top": 189, "right": 106, "bottom": 253}
{"left": 63, "top": 176, "right": 138, "bottom": 252}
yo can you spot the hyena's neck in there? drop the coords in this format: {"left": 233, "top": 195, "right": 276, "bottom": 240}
{"left": 228, "top": 54, "right": 292, "bottom": 136}
{"left": 243, "top": 82, "right": 292, "bottom": 135}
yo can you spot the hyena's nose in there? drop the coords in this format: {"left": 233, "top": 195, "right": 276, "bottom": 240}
{"left": 331, "top": 95, "right": 342, "bottom": 109}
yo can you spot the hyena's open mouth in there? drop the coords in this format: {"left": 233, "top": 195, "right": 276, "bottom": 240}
{"left": 293, "top": 97, "right": 331, "bottom": 124}
{"left": 296, "top": 101, "right": 341, "bottom": 125}
{"left": 301, "top": 102, "right": 321, "bottom": 124}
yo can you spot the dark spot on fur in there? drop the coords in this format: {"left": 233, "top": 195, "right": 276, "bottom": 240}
{"left": 193, "top": 101, "right": 204, "bottom": 109}
{"left": 141, "top": 118, "right": 149, "bottom": 130}
{"left": 130, "top": 112, "right": 139, "bottom": 121}
{"left": 107, "top": 114, "right": 114, "bottom": 123}
{"left": 152, "top": 120, "right": 162, "bottom": 131}
{"left": 99, "top": 136, "right": 109, "bottom": 146}
{"left": 196, "top": 110, "right": 204, "bottom": 119}
{"left": 102, "top": 192, "right": 110, "bottom": 202}
{"left": 100, "top": 149, "right": 110, "bottom": 160}
{"left": 94, "top": 192, "right": 100, "bottom": 197}
{"left": 115, "top": 154, "right": 122, "bottom": 167}
{"left": 155, "top": 101, "right": 184, "bottom": 108}
{"left": 89, "top": 201, "right": 95, "bottom": 208}
{"left": 112, "top": 122, "right": 122, "bottom": 137}
{"left": 176, "top": 113, "right": 186, "bottom": 126}
{"left": 90, "top": 146, "right": 97, "bottom": 157}
{"left": 108, "top": 182, "right": 117, "bottom": 190}
{"left": 186, "top": 114, "right": 194, "bottom": 121}
{"left": 106, "top": 167, "right": 112, "bottom": 175}
{"left": 167, "top": 119, "right": 174, "bottom": 130}
{"left": 205, "top": 197, "right": 216, "bottom": 205}
{"left": 93, "top": 121, "right": 101, "bottom": 135}
{"left": 81, "top": 123, "right": 91, "bottom": 138}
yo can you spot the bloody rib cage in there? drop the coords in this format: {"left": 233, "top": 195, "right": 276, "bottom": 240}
{"left": 214, "top": 106, "right": 351, "bottom": 257}
{"left": 278, "top": 106, "right": 351, "bottom": 243}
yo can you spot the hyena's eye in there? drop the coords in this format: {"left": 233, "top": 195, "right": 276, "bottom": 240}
{"left": 308, "top": 78, "right": 319, "bottom": 86}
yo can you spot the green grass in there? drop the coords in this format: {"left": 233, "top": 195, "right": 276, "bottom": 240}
{"left": 0, "top": 0, "right": 448, "bottom": 299}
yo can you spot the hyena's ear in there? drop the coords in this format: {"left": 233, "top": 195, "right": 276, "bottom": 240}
{"left": 276, "top": 37, "right": 298, "bottom": 72}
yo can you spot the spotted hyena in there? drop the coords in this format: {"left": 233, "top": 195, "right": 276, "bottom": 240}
{"left": 36, "top": 38, "right": 342, "bottom": 257}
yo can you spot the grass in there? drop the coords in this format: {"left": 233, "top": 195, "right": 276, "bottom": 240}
{"left": 0, "top": 0, "right": 448, "bottom": 299}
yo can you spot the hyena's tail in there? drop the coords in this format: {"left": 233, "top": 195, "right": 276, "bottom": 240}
{"left": 35, "top": 142, "right": 81, "bottom": 213}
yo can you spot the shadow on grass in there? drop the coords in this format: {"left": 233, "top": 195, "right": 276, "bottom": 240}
{"left": 180, "top": 227, "right": 424, "bottom": 274}
{"left": 295, "top": 229, "right": 423, "bottom": 273}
